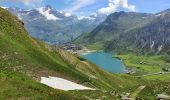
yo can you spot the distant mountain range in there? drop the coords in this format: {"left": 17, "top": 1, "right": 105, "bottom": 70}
{"left": 3, "top": 5, "right": 107, "bottom": 44}
{"left": 3, "top": 6, "right": 170, "bottom": 54}
{"left": 76, "top": 9, "right": 170, "bottom": 54}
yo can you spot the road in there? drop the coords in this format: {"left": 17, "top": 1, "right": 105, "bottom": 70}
{"left": 135, "top": 72, "right": 170, "bottom": 77}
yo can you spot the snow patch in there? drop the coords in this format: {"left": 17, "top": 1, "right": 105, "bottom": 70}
{"left": 155, "top": 13, "right": 165, "bottom": 17}
{"left": 0, "top": 6, "right": 8, "bottom": 9}
{"left": 65, "top": 12, "right": 72, "bottom": 17}
{"left": 17, "top": 14, "right": 22, "bottom": 20}
{"left": 37, "top": 7, "right": 61, "bottom": 21}
{"left": 158, "top": 45, "right": 163, "bottom": 52}
{"left": 150, "top": 41, "right": 155, "bottom": 50}
{"left": 40, "top": 76, "right": 95, "bottom": 91}
{"left": 59, "top": 11, "right": 72, "bottom": 17}
{"left": 155, "top": 12, "right": 169, "bottom": 17}
{"left": 78, "top": 16, "right": 95, "bottom": 20}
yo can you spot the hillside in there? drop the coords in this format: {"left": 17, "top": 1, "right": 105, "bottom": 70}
{"left": 76, "top": 9, "right": 170, "bottom": 54}
{"left": 76, "top": 11, "right": 152, "bottom": 50}
{"left": 1, "top": 7, "right": 170, "bottom": 100}
{"left": 0, "top": 7, "right": 145, "bottom": 99}
{"left": 0, "top": 7, "right": 85, "bottom": 99}
{"left": 106, "top": 9, "right": 170, "bottom": 54}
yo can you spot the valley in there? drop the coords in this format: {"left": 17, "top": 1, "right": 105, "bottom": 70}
{"left": 0, "top": 7, "right": 151, "bottom": 99}
{"left": 74, "top": 7, "right": 170, "bottom": 100}
{"left": 0, "top": 1, "right": 170, "bottom": 100}
{"left": 116, "top": 54, "right": 170, "bottom": 79}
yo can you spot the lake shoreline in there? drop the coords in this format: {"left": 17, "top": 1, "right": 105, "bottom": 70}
{"left": 80, "top": 51, "right": 127, "bottom": 73}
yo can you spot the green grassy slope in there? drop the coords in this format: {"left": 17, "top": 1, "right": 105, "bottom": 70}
{"left": 116, "top": 54, "right": 170, "bottom": 99}
{"left": 117, "top": 54, "right": 170, "bottom": 76}
{"left": 1, "top": 8, "right": 170, "bottom": 100}
{"left": 0, "top": 7, "right": 87, "bottom": 99}
{"left": 0, "top": 7, "right": 147, "bottom": 99}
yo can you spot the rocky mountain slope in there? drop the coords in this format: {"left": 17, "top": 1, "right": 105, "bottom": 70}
{"left": 106, "top": 9, "right": 170, "bottom": 54}
{"left": 4, "top": 6, "right": 106, "bottom": 44}
{"left": 76, "top": 11, "right": 152, "bottom": 49}
{"left": 77, "top": 9, "right": 170, "bottom": 54}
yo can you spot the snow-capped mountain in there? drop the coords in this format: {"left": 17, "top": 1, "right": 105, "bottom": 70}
{"left": 2, "top": 6, "right": 107, "bottom": 44}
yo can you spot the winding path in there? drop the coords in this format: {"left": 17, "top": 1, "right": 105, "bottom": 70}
{"left": 135, "top": 72, "right": 170, "bottom": 77}
{"left": 130, "top": 86, "right": 146, "bottom": 100}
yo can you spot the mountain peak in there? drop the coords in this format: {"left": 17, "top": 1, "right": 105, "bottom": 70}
{"left": 44, "top": 5, "right": 53, "bottom": 10}
{"left": 36, "top": 6, "right": 61, "bottom": 21}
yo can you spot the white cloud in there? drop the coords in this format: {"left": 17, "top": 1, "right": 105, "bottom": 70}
{"left": 98, "top": 0, "right": 136, "bottom": 15}
{"left": 0, "top": 0, "right": 43, "bottom": 7}
{"left": 65, "top": 0, "right": 97, "bottom": 12}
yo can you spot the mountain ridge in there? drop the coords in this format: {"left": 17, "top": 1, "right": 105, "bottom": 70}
{"left": 105, "top": 8, "right": 170, "bottom": 54}
{"left": 2, "top": 6, "right": 107, "bottom": 44}
{"left": 75, "top": 11, "right": 152, "bottom": 50}
{"left": 76, "top": 8, "right": 170, "bottom": 54}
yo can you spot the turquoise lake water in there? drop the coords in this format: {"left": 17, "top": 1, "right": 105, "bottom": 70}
{"left": 81, "top": 52, "right": 126, "bottom": 73}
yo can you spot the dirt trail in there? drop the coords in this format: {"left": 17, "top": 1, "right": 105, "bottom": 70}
{"left": 130, "top": 85, "right": 146, "bottom": 100}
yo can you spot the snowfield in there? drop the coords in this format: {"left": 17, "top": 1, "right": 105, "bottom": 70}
{"left": 40, "top": 76, "right": 95, "bottom": 91}
{"left": 37, "top": 7, "right": 61, "bottom": 21}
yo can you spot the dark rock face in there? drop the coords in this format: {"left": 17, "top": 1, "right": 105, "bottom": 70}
{"left": 79, "top": 11, "right": 151, "bottom": 46}
{"left": 107, "top": 10, "right": 170, "bottom": 53}
{"left": 78, "top": 9, "right": 170, "bottom": 54}
{"left": 106, "top": 10, "right": 170, "bottom": 54}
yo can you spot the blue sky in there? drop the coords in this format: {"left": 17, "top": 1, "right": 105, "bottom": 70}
{"left": 0, "top": 0, "right": 170, "bottom": 16}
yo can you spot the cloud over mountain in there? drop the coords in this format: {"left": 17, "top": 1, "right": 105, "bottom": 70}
{"left": 98, "top": 0, "right": 136, "bottom": 15}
